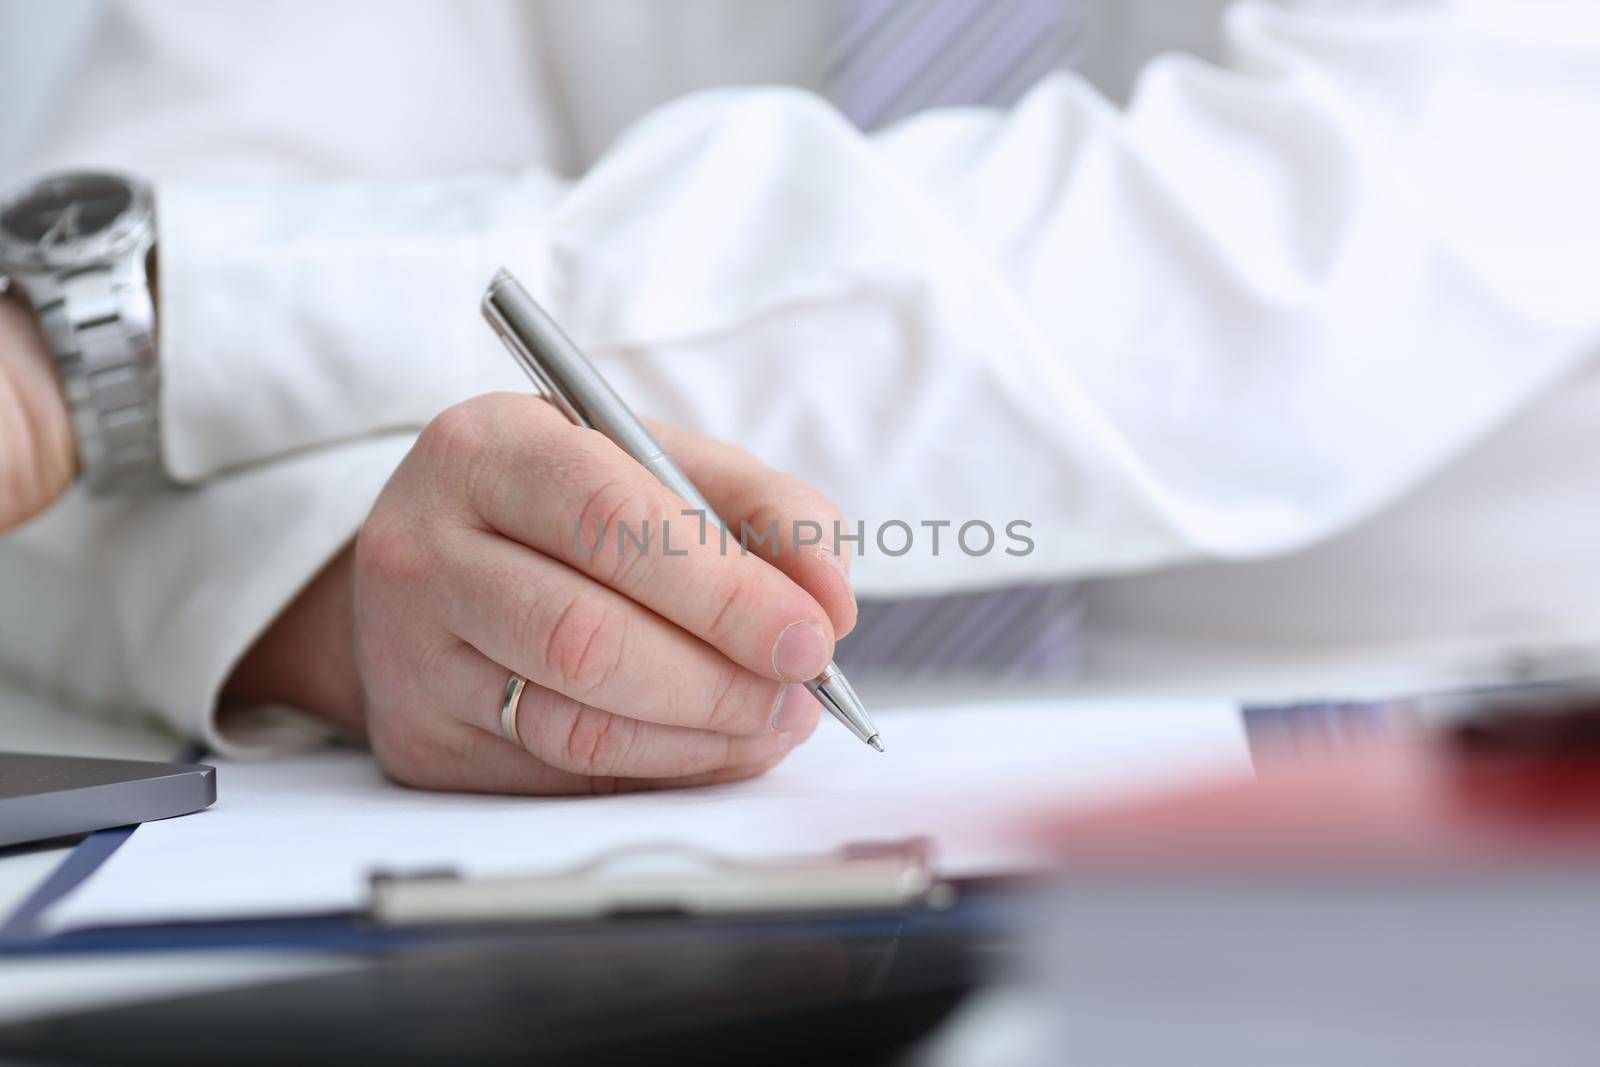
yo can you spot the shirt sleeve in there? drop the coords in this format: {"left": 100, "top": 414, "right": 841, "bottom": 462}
{"left": 0, "top": 434, "right": 413, "bottom": 756}
{"left": 148, "top": 0, "right": 1600, "bottom": 599}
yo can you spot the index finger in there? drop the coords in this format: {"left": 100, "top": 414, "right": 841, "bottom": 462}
{"left": 426, "top": 394, "right": 838, "bottom": 684}
{"left": 643, "top": 419, "right": 857, "bottom": 639}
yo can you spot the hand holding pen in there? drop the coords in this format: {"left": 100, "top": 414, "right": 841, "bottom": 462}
{"left": 483, "top": 270, "right": 881, "bottom": 752}
{"left": 355, "top": 392, "right": 869, "bottom": 794}
{"left": 229, "top": 270, "right": 875, "bottom": 794}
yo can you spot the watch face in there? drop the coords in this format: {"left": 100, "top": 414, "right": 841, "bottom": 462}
{"left": 0, "top": 171, "right": 150, "bottom": 270}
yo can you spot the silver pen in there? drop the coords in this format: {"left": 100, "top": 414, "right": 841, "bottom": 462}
{"left": 481, "top": 269, "right": 883, "bottom": 752}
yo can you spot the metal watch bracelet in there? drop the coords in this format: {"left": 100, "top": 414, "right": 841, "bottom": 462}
{"left": 31, "top": 251, "right": 165, "bottom": 493}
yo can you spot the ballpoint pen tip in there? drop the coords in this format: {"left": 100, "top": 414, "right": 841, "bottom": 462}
{"left": 867, "top": 735, "right": 884, "bottom": 753}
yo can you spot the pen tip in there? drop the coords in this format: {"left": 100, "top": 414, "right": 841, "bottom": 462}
{"left": 867, "top": 735, "right": 884, "bottom": 753}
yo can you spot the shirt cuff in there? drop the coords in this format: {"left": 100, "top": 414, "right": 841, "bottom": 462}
{"left": 153, "top": 171, "right": 563, "bottom": 482}
{"left": 112, "top": 435, "right": 413, "bottom": 757}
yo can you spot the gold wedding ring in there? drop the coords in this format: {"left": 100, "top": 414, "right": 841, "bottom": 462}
{"left": 500, "top": 672, "right": 529, "bottom": 751}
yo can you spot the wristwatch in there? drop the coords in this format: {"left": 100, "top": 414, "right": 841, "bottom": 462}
{"left": 0, "top": 170, "right": 164, "bottom": 492}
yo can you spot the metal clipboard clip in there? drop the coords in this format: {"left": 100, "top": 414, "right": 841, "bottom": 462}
{"left": 368, "top": 838, "right": 950, "bottom": 926}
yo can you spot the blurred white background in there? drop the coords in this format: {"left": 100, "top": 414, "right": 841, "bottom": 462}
{"left": 0, "top": 0, "right": 1234, "bottom": 177}
{"left": 0, "top": 0, "right": 101, "bottom": 175}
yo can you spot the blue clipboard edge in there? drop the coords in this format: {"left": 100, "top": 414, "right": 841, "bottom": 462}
{"left": 0, "top": 881, "right": 1017, "bottom": 959}
{"left": 0, "top": 825, "right": 137, "bottom": 945}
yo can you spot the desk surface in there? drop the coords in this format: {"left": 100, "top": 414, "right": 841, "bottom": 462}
{"left": 0, "top": 639, "right": 1512, "bottom": 1055}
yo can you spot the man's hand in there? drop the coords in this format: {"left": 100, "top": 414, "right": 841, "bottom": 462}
{"left": 0, "top": 297, "right": 75, "bottom": 530}
{"left": 226, "top": 393, "right": 858, "bottom": 794}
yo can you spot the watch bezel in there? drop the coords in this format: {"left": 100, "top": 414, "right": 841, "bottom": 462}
{"left": 0, "top": 171, "right": 155, "bottom": 274}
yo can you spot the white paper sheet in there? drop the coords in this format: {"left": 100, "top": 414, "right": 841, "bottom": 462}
{"left": 45, "top": 696, "right": 1250, "bottom": 930}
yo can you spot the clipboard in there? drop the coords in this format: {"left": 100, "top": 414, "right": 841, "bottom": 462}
{"left": 2, "top": 836, "right": 999, "bottom": 1064}
{"left": 5, "top": 834, "right": 982, "bottom": 957}
{"left": 368, "top": 838, "right": 952, "bottom": 926}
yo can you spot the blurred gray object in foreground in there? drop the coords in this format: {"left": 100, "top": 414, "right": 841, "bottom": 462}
{"left": 1043, "top": 878, "right": 1600, "bottom": 1066}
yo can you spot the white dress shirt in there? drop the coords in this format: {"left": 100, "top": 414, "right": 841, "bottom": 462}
{"left": 2, "top": 0, "right": 1598, "bottom": 751}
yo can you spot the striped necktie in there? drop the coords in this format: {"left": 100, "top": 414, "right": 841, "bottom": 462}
{"left": 827, "top": 0, "right": 1086, "bottom": 131}
{"left": 826, "top": 0, "right": 1087, "bottom": 677}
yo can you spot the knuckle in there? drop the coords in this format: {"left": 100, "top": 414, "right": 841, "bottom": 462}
{"left": 702, "top": 668, "right": 765, "bottom": 734}
{"left": 560, "top": 704, "right": 635, "bottom": 777}
{"left": 370, "top": 720, "right": 441, "bottom": 789}
{"left": 780, "top": 486, "right": 846, "bottom": 536}
{"left": 541, "top": 425, "right": 613, "bottom": 484}
{"left": 417, "top": 397, "right": 497, "bottom": 469}
{"left": 541, "top": 592, "right": 626, "bottom": 698}
{"left": 705, "top": 569, "right": 758, "bottom": 647}
{"left": 354, "top": 515, "right": 432, "bottom": 591}
{"left": 414, "top": 402, "right": 499, "bottom": 511}
{"left": 415, "top": 394, "right": 551, "bottom": 509}
{"left": 573, "top": 476, "right": 666, "bottom": 587}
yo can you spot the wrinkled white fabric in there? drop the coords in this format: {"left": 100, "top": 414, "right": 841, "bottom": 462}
{"left": 2, "top": 0, "right": 1598, "bottom": 752}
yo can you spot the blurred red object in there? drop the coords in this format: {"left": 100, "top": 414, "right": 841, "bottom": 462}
{"left": 1033, "top": 685, "right": 1600, "bottom": 876}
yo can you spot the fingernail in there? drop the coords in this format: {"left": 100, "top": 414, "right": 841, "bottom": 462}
{"left": 817, "top": 548, "right": 856, "bottom": 610}
{"left": 769, "top": 684, "right": 813, "bottom": 733}
{"left": 772, "top": 620, "right": 829, "bottom": 681}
